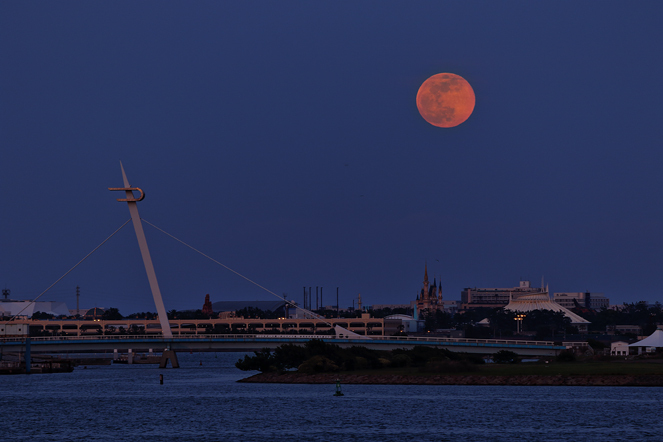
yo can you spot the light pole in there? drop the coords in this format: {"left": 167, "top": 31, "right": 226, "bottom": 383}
{"left": 515, "top": 314, "right": 526, "bottom": 334}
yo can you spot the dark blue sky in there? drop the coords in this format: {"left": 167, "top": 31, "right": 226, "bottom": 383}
{"left": 2, "top": 2, "right": 663, "bottom": 314}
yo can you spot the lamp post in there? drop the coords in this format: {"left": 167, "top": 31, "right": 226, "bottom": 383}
{"left": 514, "top": 314, "right": 526, "bottom": 334}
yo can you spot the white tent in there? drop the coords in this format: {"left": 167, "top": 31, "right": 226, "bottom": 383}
{"left": 628, "top": 329, "right": 663, "bottom": 352}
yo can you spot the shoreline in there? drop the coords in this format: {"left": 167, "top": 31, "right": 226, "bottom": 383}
{"left": 239, "top": 372, "right": 663, "bottom": 386}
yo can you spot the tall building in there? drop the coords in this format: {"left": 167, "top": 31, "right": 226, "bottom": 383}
{"left": 460, "top": 280, "right": 541, "bottom": 310}
{"left": 415, "top": 264, "right": 443, "bottom": 314}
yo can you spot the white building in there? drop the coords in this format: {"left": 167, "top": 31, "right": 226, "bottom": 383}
{"left": 384, "top": 314, "right": 423, "bottom": 333}
{"left": 553, "top": 292, "right": 609, "bottom": 310}
{"left": 610, "top": 341, "right": 629, "bottom": 356}
{"left": 504, "top": 290, "right": 591, "bottom": 332}
{"left": 629, "top": 330, "right": 663, "bottom": 354}
{"left": 0, "top": 300, "right": 70, "bottom": 318}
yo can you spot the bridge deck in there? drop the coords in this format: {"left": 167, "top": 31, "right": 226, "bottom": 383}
{"left": 1, "top": 334, "right": 570, "bottom": 356}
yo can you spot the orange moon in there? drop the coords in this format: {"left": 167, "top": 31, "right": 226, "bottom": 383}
{"left": 416, "top": 73, "right": 475, "bottom": 128}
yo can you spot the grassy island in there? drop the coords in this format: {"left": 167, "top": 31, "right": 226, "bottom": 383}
{"left": 236, "top": 340, "right": 663, "bottom": 386}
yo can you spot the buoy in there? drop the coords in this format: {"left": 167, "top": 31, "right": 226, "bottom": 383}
{"left": 160, "top": 374, "right": 164, "bottom": 385}
{"left": 334, "top": 378, "right": 344, "bottom": 397}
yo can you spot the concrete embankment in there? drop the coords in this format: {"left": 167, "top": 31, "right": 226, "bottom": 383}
{"left": 239, "top": 372, "right": 663, "bottom": 386}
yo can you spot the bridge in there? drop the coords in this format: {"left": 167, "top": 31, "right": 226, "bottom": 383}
{"left": 0, "top": 167, "right": 578, "bottom": 363}
{"left": 0, "top": 334, "right": 569, "bottom": 357}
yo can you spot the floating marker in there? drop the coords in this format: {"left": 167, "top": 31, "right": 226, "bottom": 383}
{"left": 334, "top": 378, "right": 344, "bottom": 397}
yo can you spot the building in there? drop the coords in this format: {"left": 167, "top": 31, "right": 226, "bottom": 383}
{"left": 211, "top": 300, "right": 289, "bottom": 316}
{"left": 26, "top": 315, "right": 391, "bottom": 337}
{"left": 415, "top": 264, "right": 443, "bottom": 314}
{"left": 610, "top": 341, "right": 629, "bottom": 356}
{"left": 629, "top": 330, "right": 663, "bottom": 354}
{"left": 553, "top": 292, "right": 609, "bottom": 310}
{"left": 440, "top": 300, "right": 459, "bottom": 315}
{"left": 384, "top": 314, "right": 424, "bottom": 333}
{"left": 503, "top": 289, "right": 591, "bottom": 332}
{"left": 606, "top": 325, "right": 642, "bottom": 335}
{"left": 0, "top": 300, "right": 70, "bottom": 318}
{"left": 371, "top": 304, "right": 411, "bottom": 311}
{"left": 460, "top": 280, "right": 541, "bottom": 310}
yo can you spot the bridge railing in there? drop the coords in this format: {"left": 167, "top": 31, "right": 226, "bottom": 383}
{"left": 1, "top": 334, "right": 559, "bottom": 347}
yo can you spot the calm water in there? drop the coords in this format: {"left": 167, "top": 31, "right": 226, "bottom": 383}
{"left": 1, "top": 352, "right": 662, "bottom": 441}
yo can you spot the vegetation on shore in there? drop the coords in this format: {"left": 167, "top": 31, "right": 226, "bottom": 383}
{"left": 236, "top": 340, "right": 663, "bottom": 378}
{"left": 236, "top": 339, "right": 485, "bottom": 374}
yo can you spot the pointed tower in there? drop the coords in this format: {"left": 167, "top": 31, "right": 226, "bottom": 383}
{"left": 423, "top": 263, "right": 430, "bottom": 301}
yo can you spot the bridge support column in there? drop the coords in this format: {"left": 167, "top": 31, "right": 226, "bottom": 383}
{"left": 25, "top": 337, "right": 31, "bottom": 374}
{"left": 159, "top": 350, "right": 179, "bottom": 368}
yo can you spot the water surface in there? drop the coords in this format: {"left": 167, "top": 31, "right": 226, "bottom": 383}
{"left": 1, "top": 352, "right": 661, "bottom": 441}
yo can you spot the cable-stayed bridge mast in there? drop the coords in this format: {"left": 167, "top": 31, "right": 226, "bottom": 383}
{"left": 109, "top": 163, "right": 173, "bottom": 339}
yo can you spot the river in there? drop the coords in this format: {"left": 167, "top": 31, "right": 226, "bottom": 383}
{"left": 1, "top": 352, "right": 661, "bottom": 441}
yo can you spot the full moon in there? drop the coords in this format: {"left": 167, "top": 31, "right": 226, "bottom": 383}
{"left": 416, "top": 73, "right": 475, "bottom": 128}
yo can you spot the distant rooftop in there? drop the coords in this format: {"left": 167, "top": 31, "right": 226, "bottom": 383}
{"left": 211, "top": 300, "right": 287, "bottom": 313}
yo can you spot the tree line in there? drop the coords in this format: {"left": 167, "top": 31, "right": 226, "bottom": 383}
{"left": 421, "top": 301, "right": 663, "bottom": 339}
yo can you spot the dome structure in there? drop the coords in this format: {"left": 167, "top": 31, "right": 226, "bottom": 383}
{"left": 84, "top": 307, "right": 106, "bottom": 319}
{"left": 504, "top": 290, "right": 590, "bottom": 328}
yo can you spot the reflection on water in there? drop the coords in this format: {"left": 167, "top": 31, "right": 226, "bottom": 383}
{"left": 1, "top": 352, "right": 661, "bottom": 441}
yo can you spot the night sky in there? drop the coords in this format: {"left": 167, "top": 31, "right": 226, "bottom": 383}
{"left": 2, "top": 2, "right": 663, "bottom": 314}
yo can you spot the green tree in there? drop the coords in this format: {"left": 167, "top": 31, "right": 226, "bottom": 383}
{"left": 235, "top": 307, "right": 279, "bottom": 319}
{"left": 236, "top": 348, "right": 278, "bottom": 372}
{"left": 487, "top": 308, "right": 515, "bottom": 337}
{"left": 32, "top": 311, "right": 54, "bottom": 320}
{"left": 520, "top": 310, "right": 570, "bottom": 338}
{"left": 102, "top": 308, "right": 123, "bottom": 320}
{"left": 492, "top": 350, "right": 519, "bottom": 364}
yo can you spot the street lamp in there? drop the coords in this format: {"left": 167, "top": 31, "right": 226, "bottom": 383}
{"left": 514, "top": 314, "right": 526, "bottom": 334}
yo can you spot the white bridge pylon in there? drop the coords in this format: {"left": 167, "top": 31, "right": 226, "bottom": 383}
{"left": 108, "top": 163, "right": 366, "bottom": 341}
{"left": 109, "top": 163, "right": 173, "bottom": 339}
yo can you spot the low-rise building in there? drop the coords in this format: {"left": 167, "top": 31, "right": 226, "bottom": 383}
{"left": 371, "top": 304, "right": 411, "bottom": 311}
{"left": 610, "top": 341, "right": 629, "bottom": 356}
{"left": 553, "top": 292, "right": 609, "bottom": 310}
{"left": 607, "top": 325, "right": 642, "bottom": 335}
{"left": 440, "top": 300, "right": 459, "bottom": 315}
{"left": 460, "top": 280, "right": 541, "bottom": 310}
{"left": 0, "top": 300, "right": 70, "bottom": 318}
{"left": 384, "top": 314, "right": 423, "bottom": 334}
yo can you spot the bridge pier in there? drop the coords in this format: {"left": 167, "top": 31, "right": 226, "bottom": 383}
{"left": 25, "top": 337, "right": 31, "bottom": 374}
{"left": 159, "top": 349, "right": 179, "bottom": 368}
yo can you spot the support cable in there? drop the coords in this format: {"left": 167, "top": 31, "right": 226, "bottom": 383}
{"left": 3, "top": 219, "right": 132, "bottom": 323}
{"left": 141, "top": 219, "right": 331, "bottom": 325}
